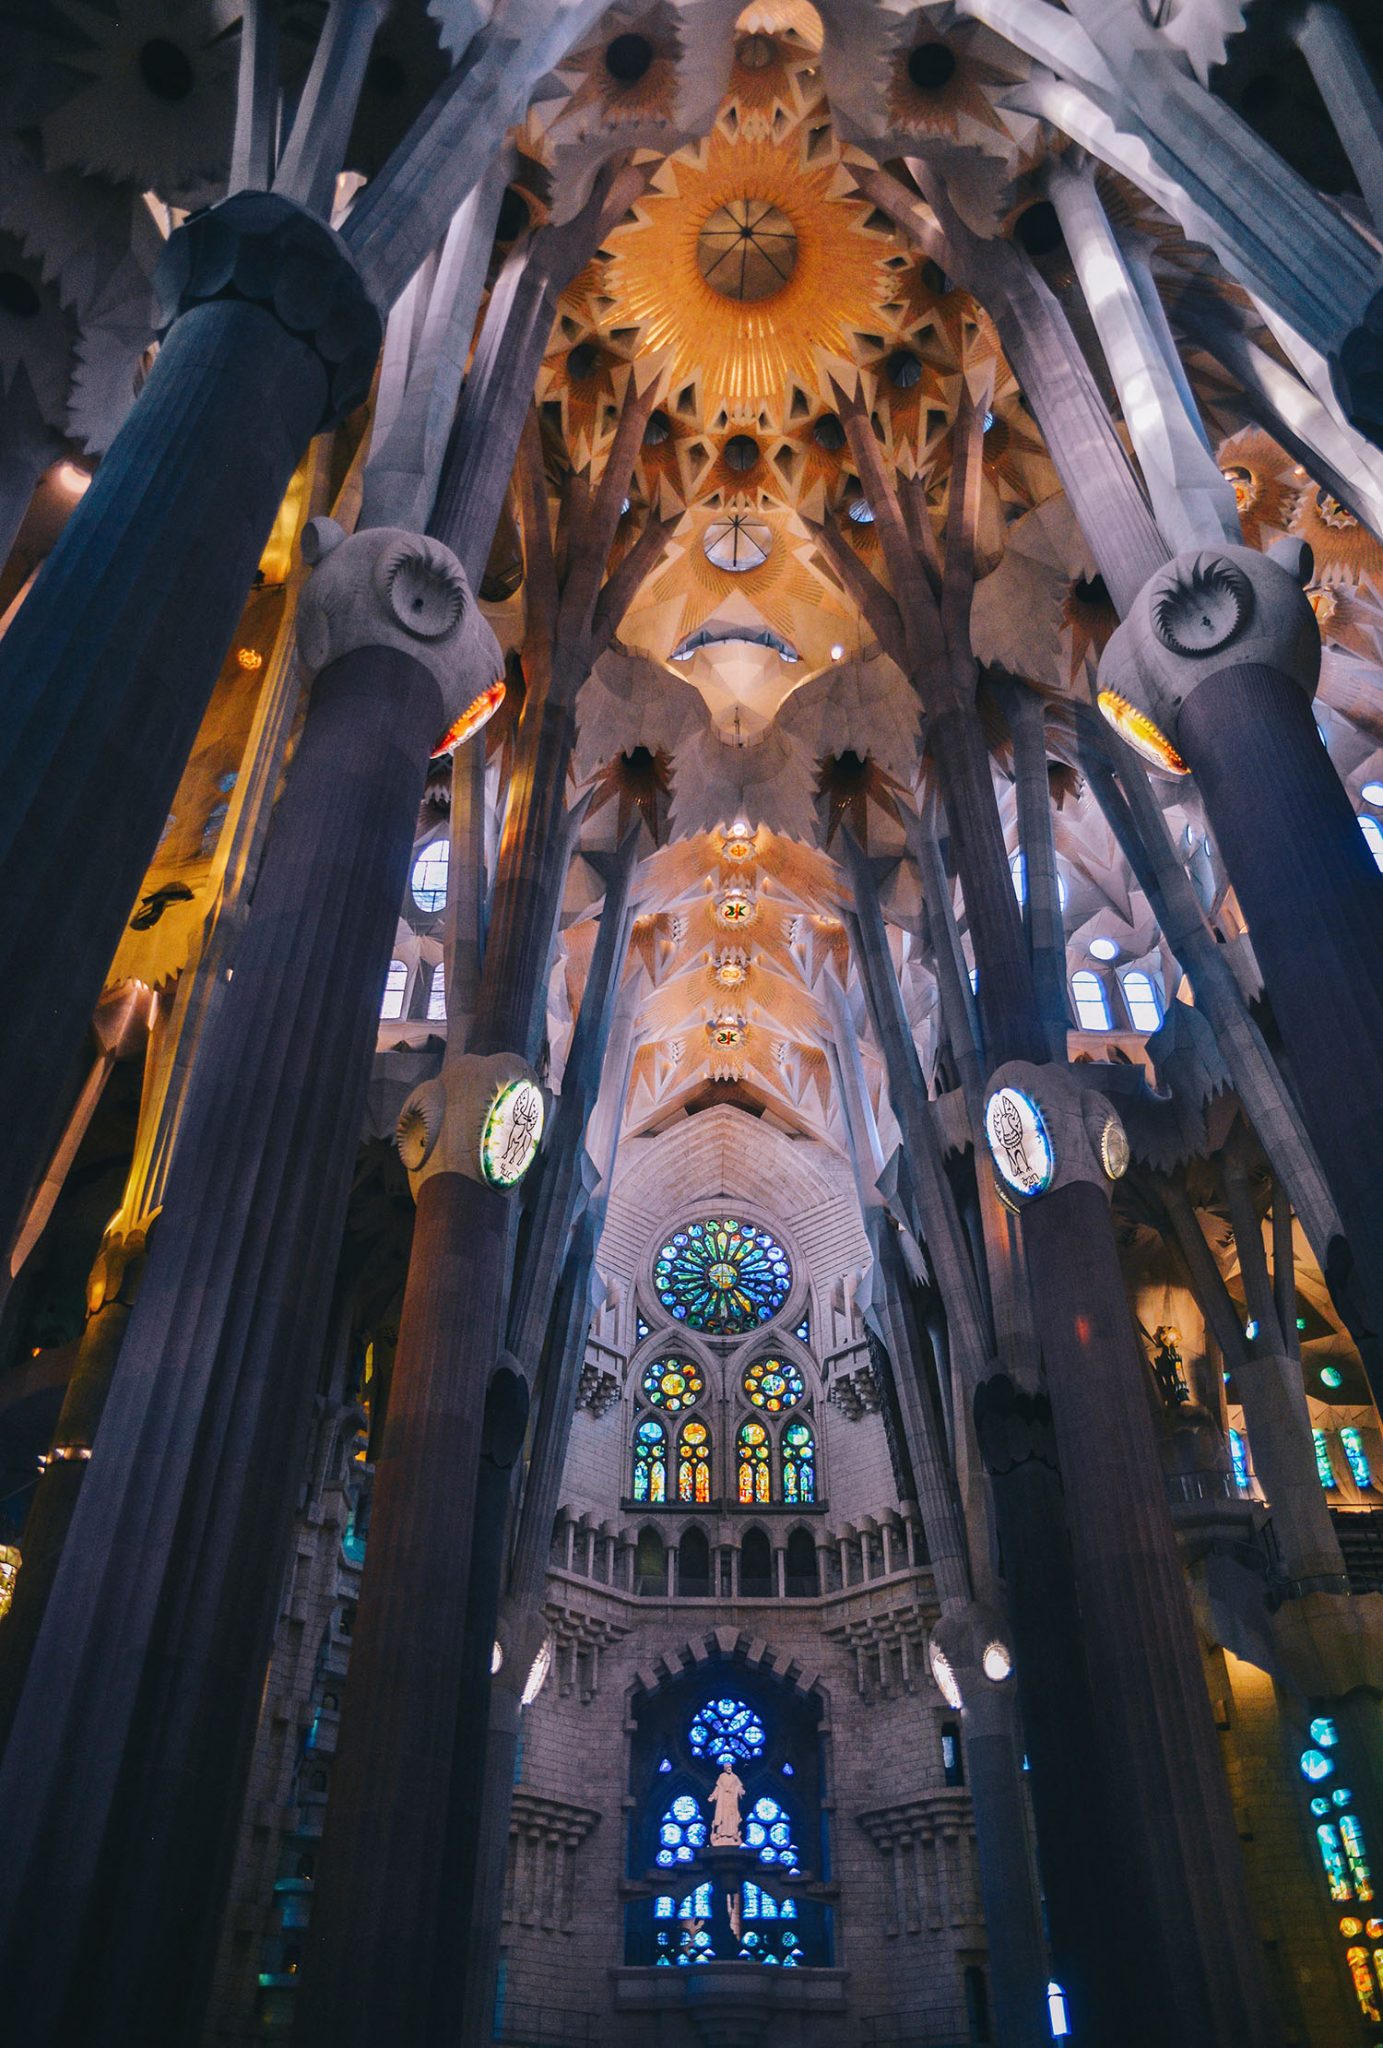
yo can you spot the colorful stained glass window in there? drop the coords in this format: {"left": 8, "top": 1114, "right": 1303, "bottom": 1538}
{"left": 738, "top": 1420, "right": 771, "bottom": 1503}
{"left": 1315, "top": 1429, "right": 1337, "bottom": 1489}
{"left": 633, "top": 1417, "right": 667, "bottom": 1503}
{"left": 688, "top": 1697, "right": 766, "bottom": 1767}
{"left": 653, "top": 1218, "right": 792, "bottom": 1335}
{"left": 656, "top": 1792, "right": 708, "bottom": 1867}
{"left": 1229, "top": 1428, "right": 1251, "bottom": 1493}
{"left": 643, "top": 1357, "right": 704, "bottom": 1413}
{"left": 782, "top": 1420, "right": 816, "bottom": 1504}
{"left": 1313, "top": 1717, "right": 1340, "bottom": 1748}
{"left": 1346, "top": 1947, "right": 1382, "bottom": 2023}
{"left": 678, "top": 1421, "right": 712, "bottom": 1504}
{"left": 745, "top": 1794, "right": 799, "bottom": 1869}
{"left": 1302, "top": 1747, "right": 1334, "bottom": 1782}
{"left": 1343, "top": 1812, "right": 1374, "bottom": 1901}
{"left": 743, "top": 1358, "right": 804, "bottom": 1411}
{"left": 1342, "top": 1427, "right": 1373, "bottom": 1488}
{"left": 1319, "top": 1822, "right": 1354, "bottom": 1902}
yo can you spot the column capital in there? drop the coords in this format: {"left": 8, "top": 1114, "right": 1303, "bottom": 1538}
{"left": 1097, "top": 540, "right": 1320, "bottom": 771}
{"left": 395, "top": 1050, "right": 545, "bottom": 1197}
{"left": 983, "top": 1058, "right": 1128, "bottom": 1203}
{"left": 156, "top": 192, "right": 382, "bottom": 428}
{"left": 296, "top": 520, "right": 501, "bottom": 728}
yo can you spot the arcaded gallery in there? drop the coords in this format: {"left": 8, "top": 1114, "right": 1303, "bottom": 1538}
{"left": 9, "top": 4, "right": 1383, "bottom": 2047}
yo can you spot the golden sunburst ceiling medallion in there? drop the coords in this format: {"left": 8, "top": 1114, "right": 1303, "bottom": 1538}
{"left": 604, "top": 130, "right": 891, "bottom": 404}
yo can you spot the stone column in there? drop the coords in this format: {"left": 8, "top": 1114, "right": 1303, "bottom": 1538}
{"left": 1004, "top": 682, "right": 1069, "bottom": 1062}
{"left": 1101, "top": 540, "right": 1383, "bottom": 1363}
{"left": 989, "top": 1061, "right": 1282, "bottom": 2047}
{"left": 0, "top": 193, "right": 379, "bottom": 1256}
{"left": 0, "top": 527, "right": 490, "bottom": 2047}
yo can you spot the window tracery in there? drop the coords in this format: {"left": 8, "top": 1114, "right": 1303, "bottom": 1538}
{"left": 633, "top": 1417, "right": 668, "bottom": 1503}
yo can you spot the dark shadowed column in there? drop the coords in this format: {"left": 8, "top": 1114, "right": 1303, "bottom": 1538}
{"left": 1100, "top": 541, "right": 1383, "bottom": 1365}
{"left": 990, "top": 1060, "right": 1283, "bottom": 2048}
{"left": 0, "top": 194, "right": 379, "bottom": 1256}
{"left": 0, "top": 526, "right": 492, "bottom": 2047}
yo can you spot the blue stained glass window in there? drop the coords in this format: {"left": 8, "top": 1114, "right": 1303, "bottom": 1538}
{"left": 653, "top": 1218, "right": 792, "bottom": 1335}
{"left": 1318, "top": 1821, "right": 1353, "bottom": 1901}
{"left": 636, "top": 1312, "right": 651, "bottom": 1343}
{"left": 795, "top": 1310, "right": 810, "bottom": 1344}
{"left": 1342, "top": 1427, "right": 1373, "bottom": 1489}
{"left": 633, "top": 1417, "right": 667, "bottom": 1503}
{"left": 1342, "top": 1812, "right": 1374, "bottom": 1901}
{"left": 655, "top": 1793, "right": 708, "bottom": 1867}
{"left": 688, "top": 1697, "right": 766, "bottom": 1768}
{"left": 1229, "top": 1429, "right": 1251, "bottom": 1494}
{"left": 745, "top": 1794, "right": 799, "bottom": 1869}
{"left": 1312, "top": 1717, "right": 1340, "bottom": 1748}
{"left": 782, "top": 1420, "right": 816, "bottom": 1504}
{"left": 1302, "top": 1747, "right": 1334, "bottom": 1782}
{"left": 1315, "top": 1429, "right": 1337, "bottom": 1490}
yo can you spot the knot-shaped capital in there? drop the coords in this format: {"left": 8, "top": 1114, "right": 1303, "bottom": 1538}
{"left": 156, "top": 192, "right": 382, "bottom": 426}
{"left": 1098, "top": 541, "right": 1319, "bottom": 770}
{"left": 395, "top": 1051, "right": 545, "bottom": 1198}
{"left": 983, "top": 1060, "right": 1128, "bottom": 1204}
{"left": 928, "top": 1604, "right": 1016, "bottom": 1710}
{"left": 297, "top": 521, "right": 501, "bottom": 724}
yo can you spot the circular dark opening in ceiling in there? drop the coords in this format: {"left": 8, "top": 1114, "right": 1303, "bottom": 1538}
{"left": 606, "top": 32, "right": 654, "bottom": 84}
{"left": 737, "top": 33, "right": 778, "bottom": 71}
{"left": 139, "top": 37, "right": 195, "bottom": 101}
{"left": 1014, "top": 201, "right": 1064, "bottom": 257}
{"left": 644, "top": 408, "right": 672, "bottom": 446}
{"left": 697, "top": 199, "right": 798, "bottom": 303}
{"left": 566, "top": 341, "right": 601, "bottom": 381}
{"left": 365, "top": 52, "right": 409, "bottom": 98}
{"left": 724, "top": 434, "right": 760, "bottom": 472}
{"left": 908, "top": 43, "right": 957, "bottom": 91}
{"left": 886, "top": 349, "right": 922, "bottom": 390}
{"left": 0, "top": 271, "right": 42, "bottom": 319}
{"left": 1072, "top": 574, "right": 1111, "bottom": 607}
{"left": 812, "top": 411, "right": 847, "bottom": 453}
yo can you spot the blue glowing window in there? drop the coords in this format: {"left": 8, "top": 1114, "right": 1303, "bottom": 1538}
{"left": 1314, "top": 1430, "right": 1337, "bottom": 1490}
{"left": 745, "top": 1794, "right": 799, "bottom": 1869}
{"left": 1229, "top": 1429, "right": 1251, "bottom": 1494}
{"left": 655, "top": 1793, "right": 708, "bottom": 1867}
{"left": 1361, "top": 815, "right": 1383, "bottom": 873}
{"left": 689, "top": 1697, "right": 766, "bottom": 1768}
{"left": 1342, "top": 1427, "right": 1373, "bottom": 1489}
{"left": 1311, "top": 1717, "right": 1340, "bottom": 1748}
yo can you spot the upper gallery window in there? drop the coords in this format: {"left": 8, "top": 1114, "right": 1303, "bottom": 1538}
{"left": 1070, "top": 969, "right": 1112, "bottom": 1031}
{"left": 1119, "top": 969, "right": 1163, "bottom": 1032}
{"left": 379, "top": 961, "right": 408, "bottom": 1020}
{"left": 411, "top": 838, "right": 449, "bottom": 912}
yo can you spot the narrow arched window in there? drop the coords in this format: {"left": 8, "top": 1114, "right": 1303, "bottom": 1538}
{"left": 635, "top": 1525, "right": 666, "bottom": 1595}
{"left": 740, "top": 1527, "right": 773, "bottom": 1598}
{"left": 379, "top": 960, "right": 408, "bottom": 1020}
{"left": 679, "top": 1526, "right": 711, "bottom": 1596}
{"left": 677, "top": 1420, "right": 711, "bottom": 1504}
{"left": 1120, "top": 968, "right": 1163, "bottom": 1031}
{"left": 941, "top": 1720, "right": 964, "bottom": 1787}
{"left": 781, "top": 1420, "right": 815, "bottom": 1504}
{"left": 411, "top": 838, "right": 449, "bottom": 911}
{"left": 427, "top": 962, "right": 446, "bottom": 1022}
{"left": 633, "top": 1417, "right": 667, "bottom": 1503}
{"left": 1361, "top": 815, "right": 1383, "bottom": 872}
{"left": 784, "top": 1528, "right": 818, "bottom": 1597}
{"left": 738, "top": 1420, "right": 771, "bottom": 1503}
{"left": 1070, "top": 969, "right": 1111, "bottom": 1030}
{"left": 1341, "top": 1426, "right": 1373, "bottom": 1489}
{"left": 1229, "top": 1428, "right": 1251, "bottom": 1494}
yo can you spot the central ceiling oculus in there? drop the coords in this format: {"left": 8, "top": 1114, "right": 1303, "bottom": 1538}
{"left": 697, "top": 198, "right": 798, "bottom": 302}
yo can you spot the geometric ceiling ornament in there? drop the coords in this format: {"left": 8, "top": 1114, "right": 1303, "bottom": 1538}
{"left": 604, "top": 129, "right": 891, "bottom": 401}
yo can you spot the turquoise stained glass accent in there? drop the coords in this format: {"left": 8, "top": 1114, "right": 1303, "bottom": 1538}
{"left": 653, "top": 1218, "right": 792, "bottom": 1335}
{"left": 1228, "top": 1428, "right": 1250, "bottom": 1494}
{"left": 1312, "top": 1717, "right": 1340, "bottom": 1748}
{"left": 1314, "top": 1429, "right": 1337, "bottom": 1490}
{"left": 1341, "top": 1427, "right": 1373, "bottom": 1489}
{"left": 688, "top": 1697, "right": 766, "bottom": 1768}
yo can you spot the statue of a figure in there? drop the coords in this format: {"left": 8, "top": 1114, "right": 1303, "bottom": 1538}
{"left": 710, "top": 1763, "right": 745, "bottom": 1846}
{"left": 1151, "top": 1323, "right": 1191, "bottom": 1407}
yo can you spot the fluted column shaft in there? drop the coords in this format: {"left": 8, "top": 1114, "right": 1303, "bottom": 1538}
{"left": 0, "top": 195, "right": 378, "bottom": 1256}
{"left": 0, "top": 646, "right": 440, "bottom": 2045}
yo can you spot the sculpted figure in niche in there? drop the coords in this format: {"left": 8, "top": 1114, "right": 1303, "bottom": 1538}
{"left": 710, "top": 1762, "right": 745, "bottom": 1846}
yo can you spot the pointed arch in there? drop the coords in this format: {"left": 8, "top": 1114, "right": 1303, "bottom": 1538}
{"left": 781, "top": 1418, "right": 816, "bottom": 1504}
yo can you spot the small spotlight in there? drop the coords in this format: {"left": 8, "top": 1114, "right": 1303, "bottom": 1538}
{"left": 830, "top": 643, "right": 844, "bottom": 661}
{"left": 55, "top": 461, "right": 90, "bottom": 495}
{"left": 237, "top": 646, "right": 264, "bottom": 671}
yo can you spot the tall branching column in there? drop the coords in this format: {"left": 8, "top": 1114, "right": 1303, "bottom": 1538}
{"left": 0, "top": 529, "right": 495, "bottom": 2047}
{"left": 298, "top": 373, "right": 669, "bottom": 2048}
{"left": 0, "top": 196, "right": 380, "bottom": 1259}
{"left": 822, "top": 364, "right": 1278, "bottom": 2042}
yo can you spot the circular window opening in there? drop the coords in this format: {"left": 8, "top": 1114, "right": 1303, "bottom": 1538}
{"left": 886, "top": 349, "right": 922, "bottom": 390}
{"left": 605, "top": 32, "right": 654, "bottom": 83}
{"left": 697, "top": 200, "right": 798, "bottom": 303}
{"left": 139, "top": 37, "right": 195, "bottom": 100}
{"left": 908, "top": 43, "right": 957, "bottom": 90}
{"left": 411, "top": 839, "right": 449, "bottom": 912}
{"left": 644, "top": 408, "right": 672, "bottom": 446}
{"left": 703, "top": 514, "right": 772, "bottom": 573}
{"left": 1014, "top": 201, "right": 1064, "bottom": 258}
{"left": 724, "top": 434, "right": 760, "bottom": 473}
{"left": 567, "top": 341, "right": 601, "bottom": 382}
{"left": 812, "top": 411, "right": 847, "bottom": 453}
